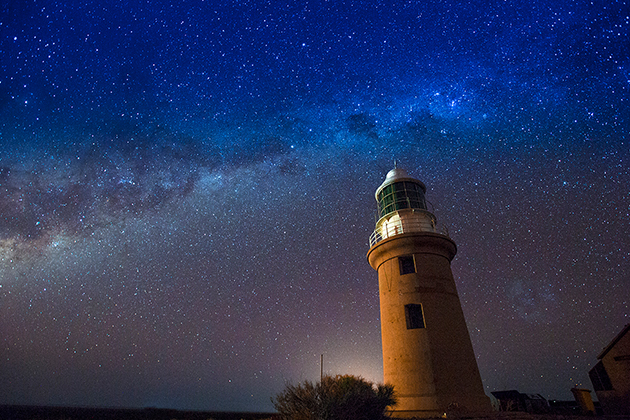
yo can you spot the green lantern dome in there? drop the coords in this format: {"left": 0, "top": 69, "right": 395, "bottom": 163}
{"left": 375, "top": 167, "right": 428, "bottom": 219}
{"left": 370, "top": 167, "right": 444, "bottom": 246}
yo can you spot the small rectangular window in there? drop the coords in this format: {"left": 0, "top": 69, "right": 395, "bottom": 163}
{"left": 405, "top": 304, "right": 425, "bottom": 329}
{"left": 399, "top": 255, "right": 416, "bottom": 275}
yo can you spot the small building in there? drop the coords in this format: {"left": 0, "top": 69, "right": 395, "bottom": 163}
{"left": 491, "top": 390, "right": 549, "bottom": 413}
{"left": 588, "top": 323, "right": 630, "bottom": 415}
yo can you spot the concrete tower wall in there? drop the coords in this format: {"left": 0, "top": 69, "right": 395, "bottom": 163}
{"left": 368, "top": 229, "right": 490, "bottom": 417}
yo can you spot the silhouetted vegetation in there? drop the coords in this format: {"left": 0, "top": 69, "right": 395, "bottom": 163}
{"left": 272, "top": 374, "right": 396, "bottom": 420}
{"left": 0, "top": 404, "right": 277, "bottom": 420}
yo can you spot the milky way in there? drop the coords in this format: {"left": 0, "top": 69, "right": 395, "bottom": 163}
{"left": 1, "top": 0, "right": 629, "bottom": 412}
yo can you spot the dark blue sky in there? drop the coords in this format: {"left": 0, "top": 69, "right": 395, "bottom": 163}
{"left": 1, "top": 0, "right": 629, "bottom": 412}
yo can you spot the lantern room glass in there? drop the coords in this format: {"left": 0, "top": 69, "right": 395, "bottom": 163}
{"left": 377, "top": 181, "right": 427, "bottom": 218}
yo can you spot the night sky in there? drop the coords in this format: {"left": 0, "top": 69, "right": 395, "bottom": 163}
{"left": 1, "top": 0, "right": 629, "bottom": 413}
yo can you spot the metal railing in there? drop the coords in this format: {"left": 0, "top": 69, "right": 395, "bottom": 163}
{"left": 369, "top": 217, "right": 450, "bottom": 247}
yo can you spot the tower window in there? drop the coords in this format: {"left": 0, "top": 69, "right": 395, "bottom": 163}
{"left": 405, "top": 304, "right": 425, "bottom": 329}
{"left": 399, "top": 255, "right": 416, "bottom": 275}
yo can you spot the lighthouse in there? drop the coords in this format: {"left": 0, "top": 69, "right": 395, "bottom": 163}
{"left": 367, "top": 167, "right": 491, "bottom": 418}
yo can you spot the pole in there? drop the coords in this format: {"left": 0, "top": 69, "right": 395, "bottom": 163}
{"left": 320, "top": 354, "right": 323, "bottom": 382}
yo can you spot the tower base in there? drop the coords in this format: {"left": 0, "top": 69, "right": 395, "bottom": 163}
{"left": 388, "top": 394, "right": 492, "bottom": 418}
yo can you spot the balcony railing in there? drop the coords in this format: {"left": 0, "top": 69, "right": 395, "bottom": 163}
{"left": 369, "top": 215, "right": 450, "bottom": 247}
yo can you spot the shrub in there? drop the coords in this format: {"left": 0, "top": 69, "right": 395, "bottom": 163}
{"left": 272, "top": 374, "right": 396, "bottom": 420}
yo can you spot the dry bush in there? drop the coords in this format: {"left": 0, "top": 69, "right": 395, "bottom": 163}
{"left": 272, "top": 374, "right": 396, "bottom": 420}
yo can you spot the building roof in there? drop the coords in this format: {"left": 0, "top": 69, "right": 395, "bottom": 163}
{"left": 597, "top": 323, "right": 630, "bottom": 360}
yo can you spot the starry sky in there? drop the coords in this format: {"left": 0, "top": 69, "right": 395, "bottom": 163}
{"left": 1, "top": 0, "right": 629, "bottom": 413}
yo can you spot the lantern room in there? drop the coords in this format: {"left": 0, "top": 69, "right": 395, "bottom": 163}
{"left": 370, "top": 167, "right": 439, "bottom": 246}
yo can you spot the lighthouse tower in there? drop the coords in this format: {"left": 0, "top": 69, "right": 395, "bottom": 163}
{"left": 367, "top": 167, "right": 491, "bottom": 418}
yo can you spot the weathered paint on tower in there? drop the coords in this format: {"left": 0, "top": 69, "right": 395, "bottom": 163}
{"left": 367, "top": 168, "right": 491, "bottom": 418}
